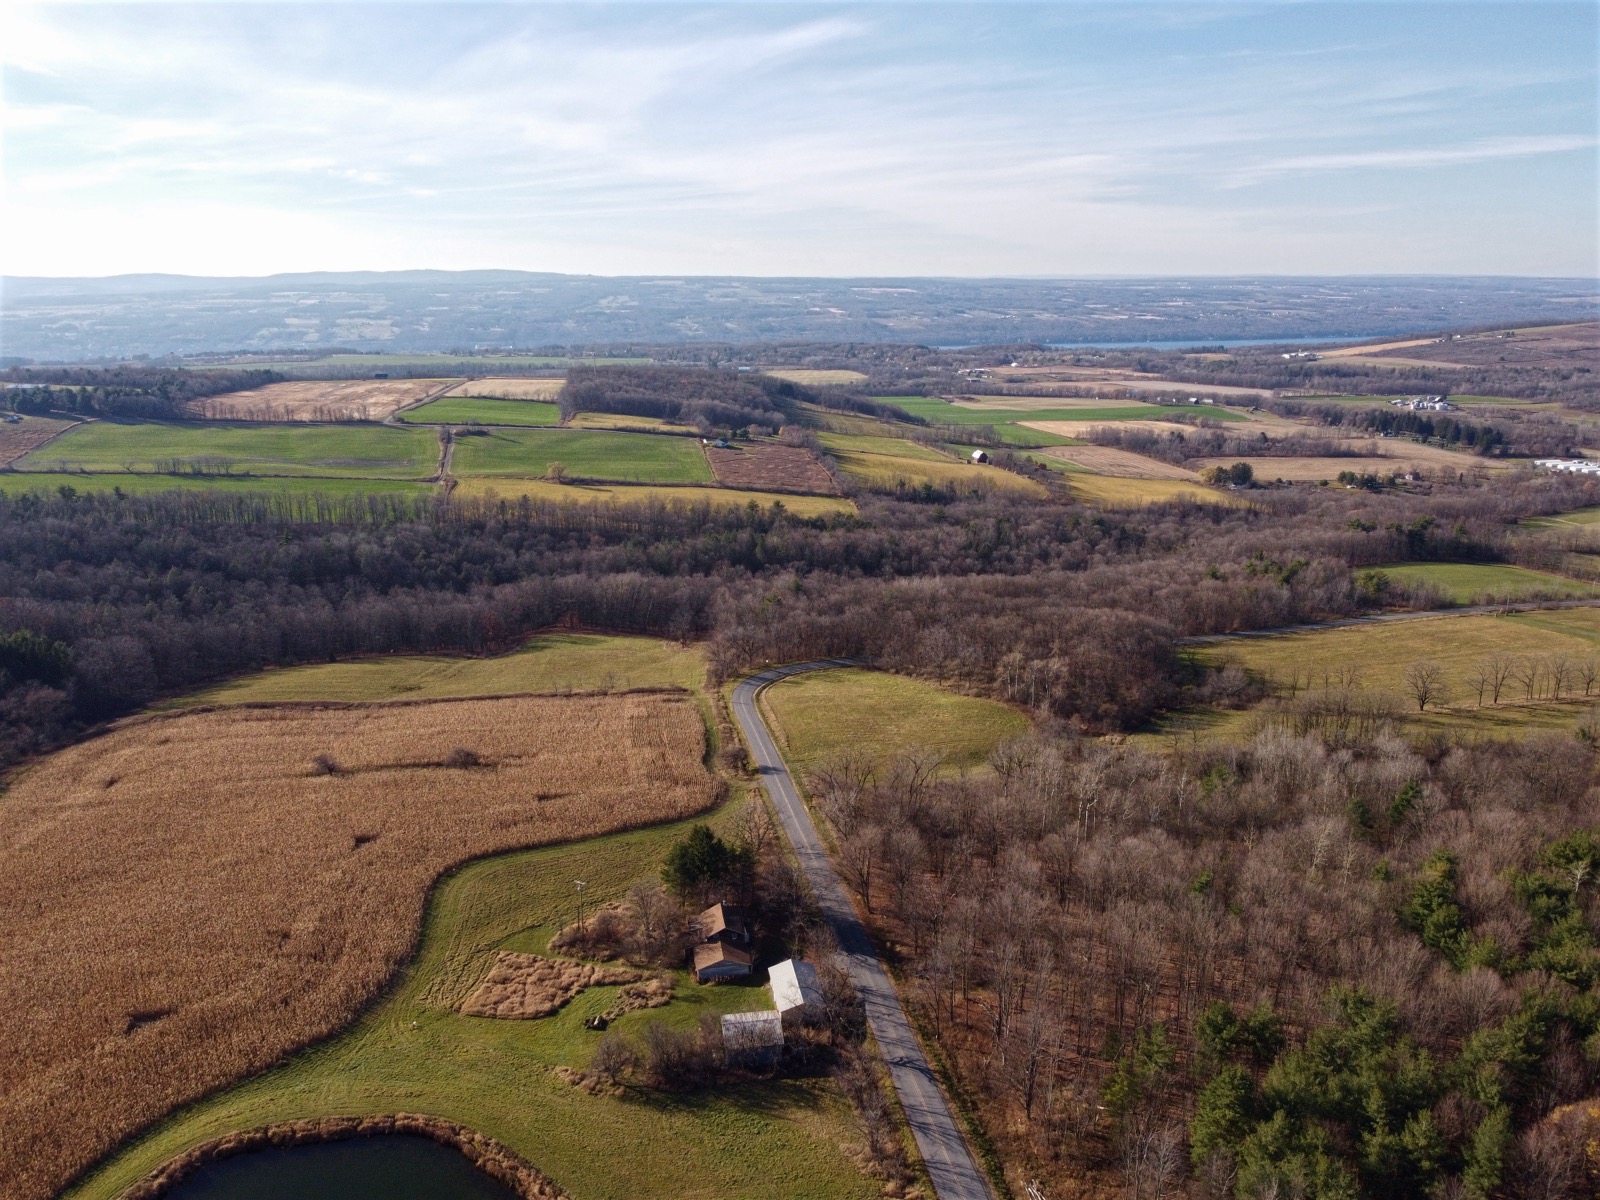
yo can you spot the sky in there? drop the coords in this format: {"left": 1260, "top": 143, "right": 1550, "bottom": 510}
{"left": 1, "top": 2, "right": 1595, "bottom": 279}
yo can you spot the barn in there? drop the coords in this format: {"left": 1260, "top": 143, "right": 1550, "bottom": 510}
{"left": 768, "top": 958, "right": 822, "bottom": 1014}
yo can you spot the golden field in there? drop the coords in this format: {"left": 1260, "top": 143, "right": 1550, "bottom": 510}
{"left": 0, "top": 692, "right": 714, "bottom": 1200}
{"left": 444, "top": 378, "right": 565, "bottom": 400}
{"left": 452, "top": 476, "right": 856, "bottom": 517}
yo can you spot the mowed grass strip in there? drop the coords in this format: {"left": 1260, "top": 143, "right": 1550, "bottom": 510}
{"left": 15, "top": 420, "right": 439, "bottom": 479}
{"left": 0, "top": 473, "right": 436, "bottom": 500}
{"left": 884, "top": 396, "right": 1166, "bottom": 424}
{"left": 452, "top": 428, "right": 712, "bottom": 484}
{"left": 3, "top": 693, "right": 716, "bottom": 1200}
{"left": 759, "top": 666, "right": 1030, "bottom": 777}
{"left": 451, "top": 477, "right": 855, "bottom": 518}
{"left": 175, "top": 634, "right": 706, "bottom": 707}
{"left": 1366, "top": 562, "right": 1598, "bottom": 605}
{"left": 401, "top": 397, "right": 562, "bottom": 426}
{"left": 66, "top": 806, "right": 879, "bottom": 1200}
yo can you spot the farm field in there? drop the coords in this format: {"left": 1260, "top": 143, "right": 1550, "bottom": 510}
{"left": 176, "top": 633, "right": 706, "bottom": 707}
{"left": 1066, "top": 474, "right": 1235, "bottom": 507}
{"left": 65, "top": 805, "right": 880, "bottom": 1200}
{"left": 451, "top": 477, "right": 855, "bottom": 518}
{"left": 451, "top": 428, "right": 712, "bottom": 484}
{"left": 1522, "top": 506, "right": 1600, "bottom": 530}
{"left": 829, "top": 445, "right": 1047, "bottom": 498}
{"left": 758, "top": 666, "right": 1030, "bottom": 777}
{"left": 203, "top": 354, "right": 648, "bottom": 372}
{"left": 1366, "top": 562, "right": 1598, "bottom": 604}
{"left": 13, "top": 420, "right": 439, "bottom": 479}
{"left": 191, "top": 379, "right": 457, "bottom": 421}
{"left": 565, "top": 412, "right": 700, "bottom": 433}
{"left": 0, "top": 414, "right": 78, "bottom": 466}
{"left": 0, "top": 472, "right": 435, "bottom": 500}
{"left": 1041, "top": 445, "right": 1198, "bottom": 480}
{"left": 705, "top": 442, "right": 837, "bottom": 494}
{"left": 885, "top": 396, "right": 1173, "bottom": 425}
{"left": 817, "top": 431, "right": 952, "bottom": 461}
{"left": 763, "top": 368, "right": 869, "bottom": 385}
{"left": 441, "top": 378, "right": 565, "bottom": 400}
{"left": 399, "top": 397, "right": 562, "bottom": 426}
{"left": 3, "top": 692, "right": 717, "bottom": 1200}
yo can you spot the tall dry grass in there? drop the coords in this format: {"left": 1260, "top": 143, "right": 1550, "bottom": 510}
{"left": 0, "top": 692, "right": 713, "bottom": 1200}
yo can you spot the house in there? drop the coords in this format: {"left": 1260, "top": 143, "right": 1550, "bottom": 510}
{"left": 720, "top": 1010, "right": 783, "bottom": 1064}
{"left": 969, "top": 449, "right": 989, "bottom": 464}
{"left": 698, "top": 902, "right": 749, "bottom": 946}
{"left": 768, "top": 959, "right": 822, "bottom": 1014}
{"left": 693, "top": 942, "right": 753, "bottom": 983}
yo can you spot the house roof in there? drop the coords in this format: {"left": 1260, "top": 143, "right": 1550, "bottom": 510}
{"left": 693, "top": 942, "right": 753, "bottom": 971}
{"left": 698, "top": 902, "right": 747, "bottom": 940}
{"left": 768, "top": 958, "right": 822, "bottom": 1012}
{"left": 721, "top": 1010, "right": 784, "bottom": 1049}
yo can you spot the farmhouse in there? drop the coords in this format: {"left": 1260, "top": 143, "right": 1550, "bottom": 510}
{"left": 768, "top": 958, "right": 821, "bottom": 1014}
{"left": 698, "top": 902, "right": 750, "bottom": 947}
{"left": 693, "top": 942, "right": 753, "bottom": 983}
{"left": 720, "top": 1010, "right": 784, "bottom": 1064}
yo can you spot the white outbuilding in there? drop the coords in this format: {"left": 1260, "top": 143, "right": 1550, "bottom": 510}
{"left": 721, "top": 1010, "right": 784, "bottom": 1064}
{"left": 969, "top": 449, "right": 990, "bottom": 464}
{"left": 768, "top": 958, "right": 822, "bottom": 1013}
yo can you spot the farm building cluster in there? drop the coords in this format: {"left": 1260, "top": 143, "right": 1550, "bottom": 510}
{"left": 1534, "top": 457, "right": 1600, "bottom": 476}
{"left": 692, "top": 903, "right": 822, "bottom": 1064}
{"left": 1390, "top": 395, "right": 1456, "bottom": 412}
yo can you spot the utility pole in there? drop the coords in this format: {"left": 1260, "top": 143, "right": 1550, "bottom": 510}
{"left": 574, "top": 879, "right": 587, "bottom": 932}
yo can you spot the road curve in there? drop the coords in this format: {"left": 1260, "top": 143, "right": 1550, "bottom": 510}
{"left": 732, "top": 661, "right": 993, "bottom": 1200}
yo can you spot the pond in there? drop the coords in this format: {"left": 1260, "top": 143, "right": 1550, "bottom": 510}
{"left": 161, "top": 1134, "right": 522, "bottom": 1200}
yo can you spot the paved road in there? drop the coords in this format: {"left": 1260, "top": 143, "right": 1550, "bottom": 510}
{"left": 732, "top": 662, "right": 993, "bottom": 1200}
{"left": 1178, "top": 595, "right": 1600, "bottom": 645}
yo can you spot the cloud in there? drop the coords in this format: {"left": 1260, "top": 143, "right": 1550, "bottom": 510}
{"left": 1226, "top": 134, "right": 1599, "bottom": 187}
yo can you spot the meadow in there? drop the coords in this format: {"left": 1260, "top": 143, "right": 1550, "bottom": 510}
{"left": 451, "top": 477, "right": 855, "bottom": 518}
{"left": 885, "top": 396, "right": 1168, "bottom": 425}
{"left": 0, "top": 473, "right": 436, "bottom": 500}
{"left": 1365, "top": 561, "right": 1598, "bottom": 604}
{"left": 65, "top": 807, "right": 879, "bottom": 1200}
{"left": 1064, "top": 474, "right": 1236, "bottom": 507}
{"left": 3, "top": 692, "right": 716, "bottom": 1200}
{"left": 175, "top": 633, "right": 706, "bottom": 707}
{"left": 763, "top": 368, "right": 869, "bottom": 385}
{"left": 451, "top": 428, "right": 712, "bottom": 484}
{"left": 442, "top": 378, "right": 565, "bottom": 401}
{"left": 758, "top": 666, "right": 1030, "bottom": 777}
{"left": 401, "top": 397, "right": 562, "bottom": 426}
{"left": 14, "top": 420, "right": 439, "bottom": 479}
{"left": 827, "top": 445, "right": 1047, "bottom": 498}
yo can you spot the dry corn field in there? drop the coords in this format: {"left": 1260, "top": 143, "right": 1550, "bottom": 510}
{"left": 0, "top": 692, "right": 713, "bottom": 1200}
{"left": 443, "top": 377, "right": 565, "bottom": 400}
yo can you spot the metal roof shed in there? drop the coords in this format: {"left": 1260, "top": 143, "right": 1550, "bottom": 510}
{"left": 721, "top": 1010, "right": 784, "bottom": 1063}
{"left": 768, "top": 958, "right": 822, "bottom": 1013}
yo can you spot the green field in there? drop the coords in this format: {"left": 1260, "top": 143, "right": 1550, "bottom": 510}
{"left": 452, "top": 429, "right": 713, "bottom": 484}
{"left": 16, "top": 421, "right": 438, "bottom": 479}
{"left": 66, "top": 806, "right": 878, "bottom": 1200}
{"left": 176, "top": 634, "right": 705, "bottom": 707}
{"left": 400, "top": 397, "right": 562, "bottom": 426}
{"left": 1365, "top": 562, "right": 1598, "bottom": 604}
{"left": 0, "top": 473, "right": 435, "bottom": 499}
{"left": 759, "top": 666, "right": 1030, "bottom": 776}
{"left": 1523, "top": 506, "right": 1600, "bottom": 530}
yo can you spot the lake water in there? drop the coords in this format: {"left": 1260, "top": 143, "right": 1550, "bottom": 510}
{"left": 161, "top": 1134, "right": 522, "bottom": 1200}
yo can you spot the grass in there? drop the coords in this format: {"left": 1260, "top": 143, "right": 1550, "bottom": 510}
{"left": 64, "top": 805, "right": 878, "bottom": 1200}
{"left": 763, "top": 369, "right": 869, "bottom": 385}
{"left": 1364, "top": 562, "right": 1598, "bottom": 604}
{"left": 566, "top": 412, "right": 700, "bottom": 434}
{"left": 200, "top": 355, "right": 650, "bottom": 371}
{"left": 451, "top": 478, "right": 856, "bottom": 518}
{"left": 759, "top": 666, "right": 1030, "bottom": 777}
{"left": 15, "top": 420, "right": 438, "bottom": 479}
{"left": 1522, "top": 506, "right": 1600, "bottom": 530}
{"left": 1066, "top": 475, "right": 1240, "bottom": 507}
{"left": 884, "top": 397, "right": 1249, "bottom": 425}
{"left": 400, "top": 398, "right": 561, "bottom": 426}
{"left": 6, "top": 693, "right": 719, "bottom": 1200}
{"left": 451, "top": 428, "right": 712, "bottom": 484}
{"left": 828, "top": 448, "right": 1047, "bottom": 498}
{"left": 0, "top": 473, "right": 436, "bottom": 499}
{"left": 174, "top": 634, "right": 706, "bottom": 707}
{"left": 817, "top": 432, "right": 952, "bottom": 461}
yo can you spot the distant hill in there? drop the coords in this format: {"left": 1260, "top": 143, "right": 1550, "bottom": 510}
{"left": 1, "top": 271, "right": 1594, "bottom": 361}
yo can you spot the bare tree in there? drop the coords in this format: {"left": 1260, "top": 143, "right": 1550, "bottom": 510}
{"left": 839, "top": 824, "right": 883, "bottom": 913}
{"left": 1547, "top": 653, "right": 1572, "bottom": 701}
{"left": 1580, "top": 655, "right": 1598, "bottom": 697}
{"left": 1405, "top": 661, "right": 1447, "bottom": 712}
{"left": 1466, "top": 662, "right": 1490, "bottom": 708}
{"left": 1481, "top": 652, "right": 1515, "bottom": 704}
{"left": 1511, "top": 656, "right": 1540, "bottom": 702}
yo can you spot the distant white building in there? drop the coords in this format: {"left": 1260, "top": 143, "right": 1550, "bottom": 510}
{"left": 768, "top": 959, "right": 822, "bottom": 1014}
{"left": 1535, "top": 458, "right": 1600, "bottom": 476}
{"left": 969, "top": 449, "right": 990, "bottom": 464}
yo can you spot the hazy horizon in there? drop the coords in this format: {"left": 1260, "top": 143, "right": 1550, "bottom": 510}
{"left": 4, "top": 2, "right": 1596, "bottom": 280}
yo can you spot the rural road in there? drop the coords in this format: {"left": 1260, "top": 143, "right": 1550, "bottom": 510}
{"left": 1178, "top": 594, "right": 1600, "bottom": 645}
{"left": 732, "top": 662, "right": 994, "bottom": 1200}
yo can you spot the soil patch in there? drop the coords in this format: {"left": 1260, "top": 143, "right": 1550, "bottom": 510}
{"left": 190, "top": 380, "right": 456, "bottom": 421}
{"left": 706, "top": 443, "right": 839, "bottom": 494}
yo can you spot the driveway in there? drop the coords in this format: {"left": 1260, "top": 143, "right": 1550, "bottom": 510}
{"left": 731, "top": 661, "right": 993, "bottom": 1200}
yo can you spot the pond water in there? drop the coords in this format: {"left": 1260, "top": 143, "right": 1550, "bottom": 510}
{"left": 162, "top": 1134, "right": 522, "bottom": 1200}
